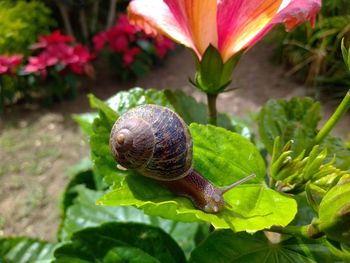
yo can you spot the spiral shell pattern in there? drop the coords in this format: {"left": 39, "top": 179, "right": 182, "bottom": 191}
{"left": 110, "top": 105, "right": 193, "bottom": 181}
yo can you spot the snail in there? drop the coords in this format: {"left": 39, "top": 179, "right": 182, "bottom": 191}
{"left": 109, "top": 104, "right": 255, "bottom": 213}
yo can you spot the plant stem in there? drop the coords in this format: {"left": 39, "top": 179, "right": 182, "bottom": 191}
{"left": 106, "top": 0, "right": 118, "bottom": 29}
{"left": 314, "top": 90, "right": 350, "bottom": 145}
{"left": 268, "top": 224, "right": 324, "bottom": 239}
{"left": 207, "top": 93, "right": 218, "bottom": 125}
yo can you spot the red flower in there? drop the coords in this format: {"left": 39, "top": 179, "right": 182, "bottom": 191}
{"left": 69, "top": 45, "right": 95, "bottom": 75}
{"left": 154, "top": 37, "right": 175, "bottom": 58}
{"left": 24, "top": 31, "right": 95, "bottom": 78}
{"left": 93, "top": 14, "right": 141, "bottom": 54}
{"left": 93, "top": 32, "right": 108, "bottom": 52}
{"left": 123, "top": 47, "right": 141, "bottom": 66}
{"left": 31, "top": 30, "right": 73, "bottom": 50}
{"left": 109, "top": 34, "right": 129, "bottom": 52}
{"left": 0, "top": 54, "right": 23, "bottom": 75}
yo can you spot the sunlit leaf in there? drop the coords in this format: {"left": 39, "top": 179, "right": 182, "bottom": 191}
{"left": 98, "top": 124, "right": 297, "bottom": 231}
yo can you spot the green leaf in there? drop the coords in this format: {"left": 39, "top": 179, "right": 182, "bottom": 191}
{"left": 0, "top": 237, "right": 56, "bottom": 263}
{"left": 190, "top": 124, "right": 264, "bottom": 185}
{"left": 321, "top": 136, "right": 350, "bottom": 170}
{"left": 98, "top": 124, "right": 297, "bottom": 231}
{"left": 53, "top": 223, "right": 186, "bottom": 263}
{"left": 103, "top": 246, "right": 160, "bottom": 263}
{"left": 90, "top": 88, "right": 253, "bottom": 186}
{"left": 258, "top": 97, "right": 321, "bottom": 156}
{"left": 291, "top": 193, "right": 317, "bottom": 226}
{"left": 105, "top": 87, "right": 173, "bottom": 115}
{"left": 59, "top": 185, "right": 201, "bottom": 258}
{"left": 88, "top": 94, "right": 118, "bottom": 124}
{"left": 196, "top": 45, "right": 224, "bottom": 93}
{"left": 194, "top": 45, "right": 241, "bottom": 94}
{"left": 164, "top": 89, "right": 251, "bottom": 134}
{"left": 341, "top": 38, "right": 350, "bottom": 71}
{"left": 190, "top": 230, "right": 336, "bottom": 263}
{"left": 60, "top": 158, "right": 96, "bottom": 211}
{"left": 72, "top": 112, "right": 98, "bottom": 137}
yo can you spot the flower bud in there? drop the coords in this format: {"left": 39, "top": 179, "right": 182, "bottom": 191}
{"left": 317, "top": 175, "right": 350, "bottom": 245}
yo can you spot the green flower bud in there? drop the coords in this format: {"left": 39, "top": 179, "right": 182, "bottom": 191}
{"left": 318, "top": 175, "right": 350, "bottom": 245}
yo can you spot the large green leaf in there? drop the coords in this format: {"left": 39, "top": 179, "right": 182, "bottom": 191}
{"left": 258, "top": 97, "right": 321, "bottom": 156}
{"left": 72, "top": 112, "right": 98, "bottom": 137}
{"left": 98, "top": 124, "right": 297, "bottom": 231}
{"left": 0, "top": 237, "right": 56, "bottom": 263}
{"left": 53, "top": 223, "right": 186, "bottom": 263}
{"left": 59, "top": 185, "right": 201, "bottom": 257}
{"left": 190, "top": 230, "right": 336, "bottom": 263}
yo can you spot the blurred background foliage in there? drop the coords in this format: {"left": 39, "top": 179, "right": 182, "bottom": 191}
{"left": 0, "top": 0, "right": 55, "bottom": 55}
{"left": 275, "top": 0, "right": 350, "bottom": 98}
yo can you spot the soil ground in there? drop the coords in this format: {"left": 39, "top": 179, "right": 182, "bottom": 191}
{"left": 0, "top": 43, "right": 349, "bottom": 241}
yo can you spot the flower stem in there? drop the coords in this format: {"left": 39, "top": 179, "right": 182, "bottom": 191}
{"left": 314, "top": 90, "right": 350, "bottom": 145}
{"left": 207, "top": 93, "right": 218, "bottom": 125}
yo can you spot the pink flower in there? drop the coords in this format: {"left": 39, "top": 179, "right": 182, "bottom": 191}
{"left": 123, "top": 47, "right": 141, "bottom": 66}
{"left": 0, "top": 54, "right": 23, "bottom": 74}
{"left": 128, "top": 0, "right": 321, "bottom": 62}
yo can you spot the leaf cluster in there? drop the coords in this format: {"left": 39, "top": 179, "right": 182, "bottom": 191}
{"left": 1, "top": 88, "right": 350, "bottom": 262}
{"left": 274, "top": 0, "right": 350, "bottom": 96}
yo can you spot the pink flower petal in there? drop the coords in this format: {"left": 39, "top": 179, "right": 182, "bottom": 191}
{"left": 244, "top": 0, "right": 321, "bottom": 52}
{"left": 128, "top": 0, "right": 194, "bottom": 51}
{"left": 128, "top": 0, "right": 217, "bottom": 58}
{"left": 217, "top": 0, "right": 282, "bottom": 62}
{"left": 273, "top": 0, "right": 321, "bottom": 31}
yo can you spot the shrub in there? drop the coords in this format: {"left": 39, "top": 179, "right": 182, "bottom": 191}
{"left": 0, "top": 54, "right": 23, "bottom": 111}
{"left": 93, "top": 14, "right": 175, "bottom": 81}
{"left": 276, "top": 0, "right": 350, "bottom": 97}
{"left": 277, "top": 0, "right": 350, "bottom": 97}
{"left": 0, "top": 0, "right": 55, "bottom": 55}
{"left": 22, "top": 30, "right": 95, "bottom": 104}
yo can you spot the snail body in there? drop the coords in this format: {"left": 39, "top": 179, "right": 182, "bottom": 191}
{"left": 110, "top": 104, "right": 254, "bottom": 213}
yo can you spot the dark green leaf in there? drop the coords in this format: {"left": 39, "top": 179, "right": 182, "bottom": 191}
{"left": 258, "top": 97, "right": 321, "bottom": 156}
{"left": 291, "top": 193, "right": 317, "bottom": 226}
{"left": 321, "top": 136, "right": 350, "bottom": 170}
{"left": 164, "top": 89, "right": 250, "bottom": 134}
{"left": 190, "top": 230, "right": 336, "bottom": 263}
{"left": 103, "top": 246, "right": 160, "bottom": 263}
{"left": 53, "top": 223, "right": 186, "bottom": 263}
{"left": 59, "top": 185, "right": 200, "bottom": 258}
{"left": 0, "top": 237, "right": 56, "bottom": 263}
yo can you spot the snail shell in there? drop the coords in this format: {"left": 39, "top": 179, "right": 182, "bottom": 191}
{"left": 110, "top": 104, "right": 193, "bottom": 181}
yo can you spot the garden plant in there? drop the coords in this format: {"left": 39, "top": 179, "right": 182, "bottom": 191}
{"left": 277, "top": 0, "right": 350, "bottom": 96}
{"left": 1, "top": 0, "right": 350, "bottom": 262}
